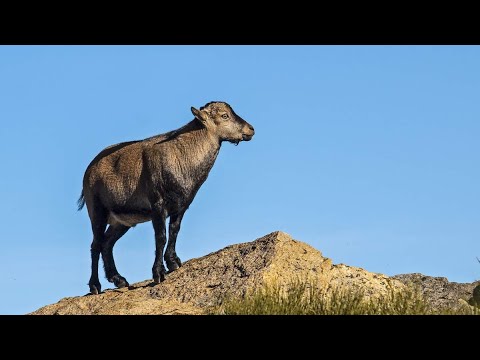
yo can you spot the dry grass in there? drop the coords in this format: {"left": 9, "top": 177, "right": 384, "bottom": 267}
{"left": 212, "top": 280, "right": 478, "bottom": 315}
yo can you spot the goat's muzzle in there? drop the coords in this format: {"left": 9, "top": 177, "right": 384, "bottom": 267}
{"left": 242, "top": 124, "right": 255, "bottom": 141}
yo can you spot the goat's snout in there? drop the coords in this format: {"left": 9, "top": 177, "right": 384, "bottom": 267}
{"left": 242, "top": 123, "right": 255, "bottom": 141}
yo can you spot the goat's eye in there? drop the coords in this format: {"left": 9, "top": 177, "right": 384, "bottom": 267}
{"left": 221, "top": 114, "right": 229, "bottom": 119}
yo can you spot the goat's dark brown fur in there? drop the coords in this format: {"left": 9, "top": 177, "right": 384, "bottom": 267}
{"left": 79, "top": 102, "right": 255, "bottom": 294}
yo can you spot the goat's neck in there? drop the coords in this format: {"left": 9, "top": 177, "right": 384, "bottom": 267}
{"left": 174, "top": 126, "right": 221, "bottom": 177}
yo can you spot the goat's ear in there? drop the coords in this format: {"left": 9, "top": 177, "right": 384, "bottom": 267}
{"left": 191, "top": 107, "right": 207, "bottom": 124}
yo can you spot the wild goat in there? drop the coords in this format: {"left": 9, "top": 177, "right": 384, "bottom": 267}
{"left": 78, "top": 102, "right": 255, "bottom": 294}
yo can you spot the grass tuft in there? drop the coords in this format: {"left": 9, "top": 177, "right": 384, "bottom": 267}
{"left": 212, "top": 279, "right": 478, "bottom": 315}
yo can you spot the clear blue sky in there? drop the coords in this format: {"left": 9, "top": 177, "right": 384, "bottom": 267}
{"left": 1, "top": 45, "right": 479, "bottom": 314}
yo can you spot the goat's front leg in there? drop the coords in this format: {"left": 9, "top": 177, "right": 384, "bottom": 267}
{"left": 165, "top": 212, "right": 185, "bottom": 273}
{"left": 151, "top": 204, "right": 168, "bottom": 283}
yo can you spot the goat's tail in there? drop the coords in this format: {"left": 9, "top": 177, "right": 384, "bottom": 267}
{"left": 77, "top": 190, "right": 86, "bottom": 211}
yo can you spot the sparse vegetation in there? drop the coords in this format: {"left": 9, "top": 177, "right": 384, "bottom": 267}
{"left": 213, "top": 280, "right": 478, "bottom": 315}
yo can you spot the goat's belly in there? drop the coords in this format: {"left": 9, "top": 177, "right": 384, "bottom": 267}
{"left": 108, "top": 211, "right": 151, "bottom": 227}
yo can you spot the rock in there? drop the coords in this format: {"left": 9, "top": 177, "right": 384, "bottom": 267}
{"left": 393, "top": 273, "right": 480, "bottom": 310}
{"left": 470, "top": 285, "right": 480, "bottom": 307}
{"left": 30, "top": 231, "right": 405, "bottom": 315}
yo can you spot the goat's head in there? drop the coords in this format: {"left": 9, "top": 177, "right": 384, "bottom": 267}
{"left": 191, "top": 102, "right": 255, "bottom": 145}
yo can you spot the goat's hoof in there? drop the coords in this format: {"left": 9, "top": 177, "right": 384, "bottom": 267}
{"left": 166, "top": 262, "right": 179, "bottom": 273}
{"left": 166, "top": 255, "right": 182, "bottom": 272}
{"left": 89, "top": 283, "right": 101, "bottom": 295}
{"left": 175, "top": 256, "right": 182, "bottom": 267}
{"left": 153, "top": 274, "right": 165, "bottom": 284}
{"left": 110, "top": 275, "right": 129, "bottom": 288}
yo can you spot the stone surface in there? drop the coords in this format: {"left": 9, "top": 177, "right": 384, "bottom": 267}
{"left": 30, "top": 231, "right": 478, "bottom": 315}
{"left": 393, "top": 273, "right": 480, "bottom": 310}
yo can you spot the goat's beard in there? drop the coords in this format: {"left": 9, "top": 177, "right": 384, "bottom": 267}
{"left": 227, "top": 139, "right": 241, "bottom": 146}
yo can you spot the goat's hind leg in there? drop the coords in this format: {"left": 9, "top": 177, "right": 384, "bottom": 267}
{"left": 88, "top": 204, "right": 108, "bottom": 295}
{"left": 102, "top": 223, "right": 130, "bottom": 288}
{"left": 89, "top": 239, "right": 103, "bottom": 295}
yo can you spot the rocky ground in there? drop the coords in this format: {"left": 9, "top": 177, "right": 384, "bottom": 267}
{"left": 31, "top": 231, "right": 480, "bottom": 315}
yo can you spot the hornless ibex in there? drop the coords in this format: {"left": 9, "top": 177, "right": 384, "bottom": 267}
{"left": 78, "top": 102, "right": 255, "bottom": 294}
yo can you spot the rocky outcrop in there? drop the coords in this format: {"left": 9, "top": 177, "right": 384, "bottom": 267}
{"left": 393, "top": 273, "right": 480, "bottom": 310}
{"left": 31, "top": 231, "right": 479, "bottom": 315}
{"left": 31, "top": 231, "right": 405, "bottom": 315}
